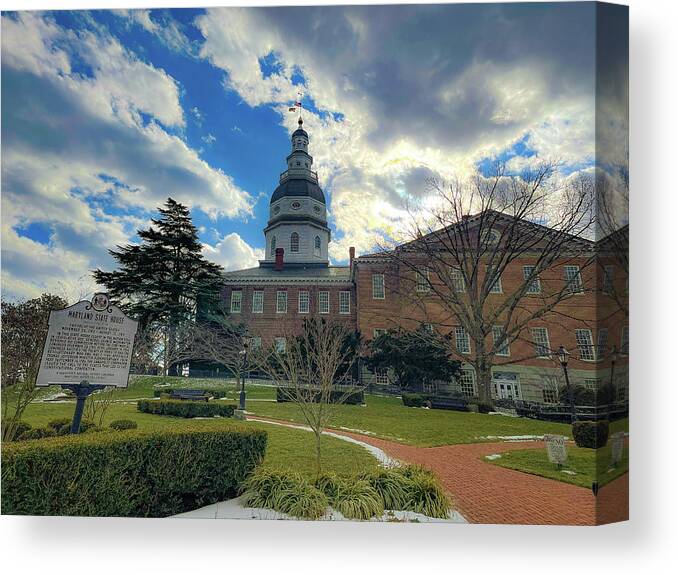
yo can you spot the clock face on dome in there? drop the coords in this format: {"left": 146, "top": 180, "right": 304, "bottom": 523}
{"left": 313, "top": 205, "right": 321, "bottom": 214}
{"left": 291, "top": 201, "right": 301, "bottom": 210}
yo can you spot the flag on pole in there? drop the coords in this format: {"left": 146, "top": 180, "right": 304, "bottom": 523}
{"left": 288, "top": 91, "right": 304, "bottom": 112}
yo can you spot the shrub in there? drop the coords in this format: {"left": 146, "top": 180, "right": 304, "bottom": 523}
{"left": 152, "top": 387, "right": 230, "bottom": 399}
{"left": 8, "top": 421, "right": 32, "bottom": 439}
{"left": 109, "top": 419, "right": 138, "bottom": 431}
{"left": 137, "top": 399, "right": 236, "bottom": 418}
{"left": 572, "top": 420, "right": 610, "bottom": 448}
{"left": 401, "top": 393, "right": 429, "bottom": 408}
{"left": 241, "top": 468, "right": 328, "bottom": 520}
{"left": 2, "top": 426, "right": 267, "bottom": 517}
{"left": 559, "top": 385, "right": 595, "bottom": 406}
{"left": 276, "top": 387, "right": 364, "bottom": 405}
{"left": 314, "top": 472, "right": 347, "bottom": 501}
{"left": 399, "top": 465, "right": 451, "bottom": 519}
{"left": 47, "top": 418, "right": 72, "bottom": 433}
{"left": 18, "top": 427, "right": 56, "bottom": 441}
{"left": 476, "top": 402, "right": 493, "bottom": 414}
{"left": 333, "top": 479, "right": 384, "bottom": 520}
{"left": 358, "top": 468, "right": 412, "bottom": 510}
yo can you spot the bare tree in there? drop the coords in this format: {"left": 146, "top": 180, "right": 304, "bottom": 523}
{"left": 259, "top": 318, "right": 361, "bottom": 475}
{"left": 380, "top": 162, "right": 596, "bottom": 406}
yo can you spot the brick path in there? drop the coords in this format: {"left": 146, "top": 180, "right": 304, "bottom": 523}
{"left": 250, "top": 415, "right": 629, "bottom": 525}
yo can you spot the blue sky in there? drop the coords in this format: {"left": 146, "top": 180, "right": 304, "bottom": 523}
{"left": 1, "top": 4, "right": 628, "bottom": 301}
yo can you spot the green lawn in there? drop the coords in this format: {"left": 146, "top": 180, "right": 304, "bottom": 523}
{"left": 15, "top": 401, "right": 378, "bottom": 479}
{"left": 486, "top": 443, "right": 629, "bottom": 488}
{"left": 246, "top": 394, "right": 576, "bottom": 447}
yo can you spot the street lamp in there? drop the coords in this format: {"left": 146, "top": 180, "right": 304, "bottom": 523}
{"left": 239, "top": 338, "right": 250, "bottom": 411}
{"left": 609, "top": 345, "right": 619, "bottom": 399}
{"left": 557, "top": 346, "right": 577, "bottom": 424}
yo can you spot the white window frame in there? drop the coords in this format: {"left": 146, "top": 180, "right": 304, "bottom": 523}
{"left": 597, "top": 328, "right": 609, "bottom": 360}
{"left": 575, "top": 328, "right": 595, "bottom": 361}
{"left": 230, "top": 291, "right": 242, "bottom": 314}
{"left": 451, "top": 268, "right": 465, "bottom": 293}
{"left": 416, "top": 268, "right": 430, "bottom": 293}
{"left": 372, "top": 274, "right": 385, "bottom": 299}
{"left": 492, "top": 325, "right": 510, "bottom": 357}
{"left": 523, "top": 265, "right": 542, "bottom": 294}
{"left": 564, "top": 265, "right": 584, "bottom": 294}
{"left": 373, "top": 328, "right": 387, "bottom": 339}
{"left": 251, "top": 336, "right": 262, "bottom": 350}
{"left": 542, "top": 387, "right": 558, "bottom": 404}
{"left": 603, "top": 265, "right": 614, "bottom": 294}
{"left": 339, "top": 291, "right": 350, "bottom": 314}
{"left": 276, "top": 290, "right": 288, "bottom": 314}
{"left": 454, "top": 326, "right": 471, "bottom": 354}
{"left": 318, "top": 290, "right": 329, "bottom": 314}
{"left": 290, "top": 232, "right": 300, "bottom": 253}
{"left": 375, "top": 369, "right": 389, "bottom": 386}
{"left": 531, "top": 327, "right": 551, "bottom": 359}
{"left": 423, "top": 323, "right": 434, "bottom": 333}
{"left": 274, "top": 337, "right": 286, "bottom": 353}
{"left": 252, "top": 290, "right": 264, "bottom": 314}
{"left": 488, "top": 266, "right": 503, "bottom": 294}
{"left": 314, "top": 235, "right": 321, "bottom": 257}
{"left": 458, "top": 369, "right": 476, "bottom": 397}
{"left": 270, "top": 235, "right": 276, "bottom": 257}
{"left": 298, "top": 290, "right": 309, "bottom": 314}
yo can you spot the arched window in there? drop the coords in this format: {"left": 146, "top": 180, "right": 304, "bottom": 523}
{"left": 290, "top": 232, "right": 300, "bottom": 253}
{"left": 270, "top": 235, "right": 276, "bottom": 256}
{"left": 314, "top": 236, "right": 321, "bottom": 257}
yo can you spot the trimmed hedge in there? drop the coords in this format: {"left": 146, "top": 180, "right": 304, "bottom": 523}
{"left": 572, "top": 420, "right": 610, "bottom": 448}
{"left": 276, "top": 387, "right": 364, "bottom": 405}
{"left": 137, "top": 399, "right": 236, "bottom": 418}
{"left": 401, "top": 393, "right": 430, "bottom": 408}
{"left": 109, "top": 419, "right": 138, "bottom": 430}
{"left": 2, "top": 426, "right": 267, "bottom": 517}
{"left": 153, "top": 387, "right": 229, "bottom": 399}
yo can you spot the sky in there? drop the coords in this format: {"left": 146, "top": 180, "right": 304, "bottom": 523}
{"left": 1, "top": 3, "right": 628, "bottom": 302}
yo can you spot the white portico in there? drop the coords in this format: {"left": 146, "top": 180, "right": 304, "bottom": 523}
{"left": 261, "top": 118, "right": 331, "bottom": 267}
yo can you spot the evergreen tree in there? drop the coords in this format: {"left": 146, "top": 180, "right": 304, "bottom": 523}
{"left": 93, "top": 198, "right": 224, "bottom": 374}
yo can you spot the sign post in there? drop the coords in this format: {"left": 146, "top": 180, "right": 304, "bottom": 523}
{"left": 36, "top": 293, "right": 138, "bottom": 433}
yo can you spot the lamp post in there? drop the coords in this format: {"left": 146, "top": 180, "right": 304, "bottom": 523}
{"left": 609, "top": 345, "right": 618, "bottom": 399}
{"left": 239, "top": 338, "right": 249, "bottom": 411}
{"left": 557, "top": 346, "right": 577, "bottom": 424}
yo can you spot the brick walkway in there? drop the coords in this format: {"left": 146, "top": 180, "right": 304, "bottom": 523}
{"left": 250, "top": 415, "right": 629, "bottom": 526}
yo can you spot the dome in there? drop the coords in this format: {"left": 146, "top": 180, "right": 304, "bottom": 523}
{"left": 271, "top": 177, "right": 326, "bottom": 205}
{"left": 292, "top": 127, "right": 308, "bottom": 139}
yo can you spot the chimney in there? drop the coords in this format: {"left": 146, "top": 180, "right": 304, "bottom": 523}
{"left": 275, "top": 247, "right": 284, "bottom": 271}
{"left": 349, "top": 246, "right": 355, "bottom": 267}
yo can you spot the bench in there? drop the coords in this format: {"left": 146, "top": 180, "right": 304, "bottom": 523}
{"left": 169, "top": 389, "right": 209, "bottom": 402}
{"left": 429, "top": 396, "right": 468, "bottom": 412}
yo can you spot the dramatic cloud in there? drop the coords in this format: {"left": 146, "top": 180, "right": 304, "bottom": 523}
{"left": 203, "top": 232, "right": 264, "bottom": 271}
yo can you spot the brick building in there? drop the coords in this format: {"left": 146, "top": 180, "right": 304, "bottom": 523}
{"left": 222, "top": 122, "right": 628, "bottom": 403}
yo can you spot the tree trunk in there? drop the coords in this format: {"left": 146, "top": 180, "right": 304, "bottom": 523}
{"left": 314, "top": 430, "right": 322, "bottom": 477}
{"left": 477, "top": 361, "right": 494, "bottom": 408}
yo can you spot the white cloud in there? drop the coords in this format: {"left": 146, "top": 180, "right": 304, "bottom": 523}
{"left": 203, "top": 233, "right": 264, "bottom": 271}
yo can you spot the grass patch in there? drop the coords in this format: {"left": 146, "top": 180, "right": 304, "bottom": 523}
{"left": 486, "top": 443, "right": 629, "bottom": 489}
{"left": 247, "top": 394, "right": 577, "bottom": 447}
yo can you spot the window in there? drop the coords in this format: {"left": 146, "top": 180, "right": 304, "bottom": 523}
{"left": 617, "top": 385, "right": 627, "bottom": 401}
{"left": 531, "top": 327, "right": 551, "bottom": 358}
{"left": 492, "top": 325, "right": 510, "bottom": 357}
{"left": 374, "top": 329, "right": 387, "bottom": 339}
{"left": 339, "top": 291, "right": 350, "bottom": 314}
{"left": 620, "top": 326, "right": 629, "bottom": 355}
{"left": 458, "top": 369, "right": 476, "bottom": 397}
{"left": 372, "top": 274, "right": 385, "bottom": 299}
{"left": 451, "top": 268, "right": 465, "bottom": 293}
{"left": 416, "top": 269, "right": 430, "bottom": 293}
{"left": 276, "top": 291, "right": 287, "bottom": 314}
{"left": 487, "top": 267, "right": 502, "bottom": 293}
{"left": 314, "top": 235, "right": 321, "bottom": 257}
{"left": 375, "top": 369, "right": 389, "bottom": 386}
{"left": 251, "top": 336, "right": 262, "bottom": 350}
{"left": 275, "top": 337, "right": 286, "bottom": 353}
{"left": 296, "top": 161, "right": 301, "bottom": 166}
{"left": 270, "top": 235, "right": 276, "bottom": 256}
{"left": 230, "top": 291, "right": 242, "bottom": 313}
{"left": 564, "top": 265, "right": 583, "bottom": 294}
{"left": 575, "top": 328, "right": 595, "bottom": 360}
{"left": 454, "top": 326, "right": 471, "bottom": 354}
{"left": 423, "top": 323, "right": 434, "bottom": 333}
{"left": 318, "top": 291, "right": 329, "bottom": 314}
{"left": 583, "top": 378, "right": 601, "bottom": 391}
{"left": 298, "top": 291, "right": 309, "bottom": 314}
{"left": 523, "top": 265, "right": 541, "bottom": 294}
{"left": 290, "top": 232, "right": 300, "bottom": 253}
{"left": 252, "top": 291, "right": 264, "bottom": 314}
{"left": 603, "top": 265, "right": 614, "bottom": 294}
{"left": 597, "top": 328, "right": 609, "bottom": 359}
{"left": 542, "top": 387, "right": 558, "bottom": 404}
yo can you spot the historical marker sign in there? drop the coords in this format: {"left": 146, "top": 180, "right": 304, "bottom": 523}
{"left": 544, "top": 434, "right": 568, "bottom": 465}
{"left": 36, "top": 294, "right": 138, "bottom": 388}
